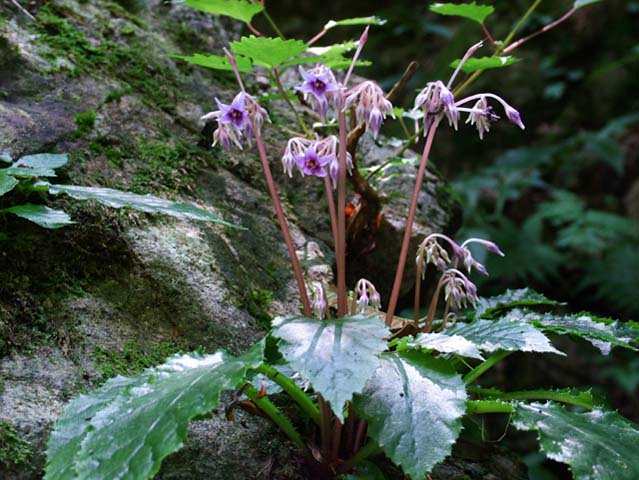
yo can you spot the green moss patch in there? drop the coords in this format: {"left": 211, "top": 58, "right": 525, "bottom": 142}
{"left": 0, "top": 422, "right": 32, "bottom": 467}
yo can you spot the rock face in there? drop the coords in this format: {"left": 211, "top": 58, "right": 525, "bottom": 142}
{"left": 0, "top": 1, "right": 460, "bottom": 478}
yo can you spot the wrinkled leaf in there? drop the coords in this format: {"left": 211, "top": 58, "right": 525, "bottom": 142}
{"left": 271, "top": 315, "right": 387, "bottom": 421}
{"left": 231, "top": 36, "right": 307, "bottom": 69}
{"left": 172, "top": 53, "right": 252, "bottom": 72}
{"left": 444, "top": 319, "right": 564, "bottom": 355}
{"left": 475, "top": 288, "right": 563, "bottom": 319}
{"left": 574, "top": 0, "right": 604, "bottom": 9}
{"left": 0, "top": 174, "right": 18, "bottom": 196}
{"left": 450, "top": 56, "right": 521, "bottom": 74}
{"left": 402, "top": 332, "right": 484, "bottom": 360}
{"left": 13, "top": 153, "right": 68, "bottom": 169}
{"left": 504, "top": 309, "right": 638, "bottom": 354}
{"left": 4, "top": 204, "right": 74, "bottom": 229}
{"left": 430, "top": 2, "right": 494, "bottom": 23}
{"left": 324, "top": 16, "right": 387, "bottom": 30}
{"left": 45, "top": 183, "right": 238, "bottom": 226}
{"left": 353, "top": 352, "right": 467, "bottom": 479}
{"left": 514, "top": 402, "right": 639, "bottom": 480}
{"left": 45, "top": 345, "right": 263, "bottom": 480}
{"left": 184, "top": 0, "right": 263, "bottom": 23}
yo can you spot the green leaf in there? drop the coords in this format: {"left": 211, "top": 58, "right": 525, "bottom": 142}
{"left": 45, "top": 344, "right": 263, "bottom": 480}
{"left": 184, "top": 0, "right": 263, "bottom": 23}
{"left": 2, "top": 166, "right": 57, "bottom": 177}
{"left": 403, "top": 332, "right": 485, "bottom": 360}
{"left": 473, "top": 387, "right": 596, "bottom": 410}
{"left": 449, "top": 56, "right": 521, "bottom": 74}
{"left": 574, "top": 0, "right": 604, "bottom": 9}
{"left": 353, "top": 352, "right": 467, "bottom": 479}
{"left": 4, "top": 204, "right": 74, "bottom": 229}
{"left": 14, "top": 153, "right": 68, "bottom": 169}
{"left": 444, "top": 318, "right": 564, "bottom": 355}
{"left": 172, "top": 53, "right": 252, "bottom": 72}
{"left": 45, "top": 183, "right": 239, "bottom": 227}
{"left": 271, "top": 315, "right": 388, "bottom": 421}
{"left": 504, "top": 309, "right": 638, "bottom": 354}
{"left": 324, "top": 16, "right": 387, "bottom": 30}
{"left": 475, "top": 288, "right": 563, "bottom": 319}
{"left": 430, "top": 2, "right": 495, "bottom": 24}
{"left": 0, "top": 173, "right": 18, "bottom": 196}
{"left": 230, "top": 36, "right": 307, "bottom": 69}
{"left": 514, "top": 402, "right": 639, "bottom": 480}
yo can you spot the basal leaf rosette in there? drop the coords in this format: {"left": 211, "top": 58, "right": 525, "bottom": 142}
{"left": 353, "top": 352, "right": 467, "bottom": 479}
{"left": 271, "top": 314, "right": 388, "bottom": 422}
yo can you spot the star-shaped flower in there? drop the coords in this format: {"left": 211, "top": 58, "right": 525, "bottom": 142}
{"left": 295, "top": 144, "right": 332, "bottom": 178}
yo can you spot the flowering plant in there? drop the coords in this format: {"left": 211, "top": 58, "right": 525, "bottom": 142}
{"left": 44, "top": 2, "right": 639, "bottom": 480}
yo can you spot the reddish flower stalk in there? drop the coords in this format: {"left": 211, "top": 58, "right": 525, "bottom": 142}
{"left": 224, "top": 48, "right": 312, "bottom": 317}
{"left": 503, "top": 8, "right": 577, "bottom": 54}
{"left": 385, "top": 120, "right": 441, "bottom": 325}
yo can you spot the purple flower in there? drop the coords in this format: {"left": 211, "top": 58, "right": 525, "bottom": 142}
{"left": 354, "top": 278, "right": 381, "bottom": 313}
{"left": 505, "top": 105, "right": 525, "bottom": 130}
{"left": 414, "top": 80, "right": 459, "bottom": 132}
{"left": 463, "top": 96, "right": 500, "bottom": 140}
{"left": 295, "top": 144, "right": 332, "bottom": 178}
{"left": 282, "top": 137, "right": 312, "bottom": 177}
{"left": 343, "top": 81, "right": 394, "bottom": 139}
{"left": 298, "top": 66, "right": 340, "bottom": 101}
{"left": 217, "top": 92, "right": 248, "bottom": 129}
{"left": 212, "top": 123, "right": 243, "bottom": 151}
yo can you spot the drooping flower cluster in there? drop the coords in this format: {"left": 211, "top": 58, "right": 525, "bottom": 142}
{"left": 311, "top": 283, "right": 328, "bottom": 319}
{"left": 344, "top": 80, "right": 394, "bottom": 138}
{"left": 297, "top": 65, "right": 342, "bottom": 119}
{"left": 441, "top": 268, "right": 478, "bottom": 310}
{"left": 414, "top": 81, "right": 459, "bottom": 131}
{"left": 281, "top": 135, "right": 353, "bottom": 188}
{"left": 353, "top": 278, "right": 381, "bottom": 313}
{"left": 201, "top": 91, "right": 269, "bottom": 150}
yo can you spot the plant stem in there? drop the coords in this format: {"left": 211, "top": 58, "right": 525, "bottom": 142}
{"left": 469, "top": 387, "right": 594, "bottom": 410}
{"left": 481, "top": 22, "right": 497, "bottom": 49}
{"left": 503, "top": 8, "right": 577, "bottom": 54}
{"left": 341, "top": 441, "right": 383, "bottom": 472}
{"left": 453, "top": 0, "right": 544, "bottom": 97}
{"left": 385, "top": 121, "right": 440, "bottom": 325}
{"left": 261, "top": 8, "right": 285, "bottom": 39}
{"left": 272, "top": 68, "right": 311, "bottom": 136}
{"left": 336, "top": 111, "right": 348, "bottom": 317}
{"left": 244, "top": 385, "right": 305, "bottom": 448}
{"left": 254, "top": 130, "right": 312, "bottom": 317}
{"left": 331, "top": 417, "right": 343, "bottom": 460}
{"left": 463, "top": 351, "right": 512, "bottom": 384}
{"left": 324, "top": 176, "right": 339, "bottom": 260}
{"left": 466, "top": 399, "right": 514, "bottom": 415}
{"left": 256, "top": 364, "right": 321, "bottom": 425}
{"left": 318, "top": 395, "right": 332, "bottom": 458}
{"left": 502, "top": 0, "right": 544, "bottom": 48}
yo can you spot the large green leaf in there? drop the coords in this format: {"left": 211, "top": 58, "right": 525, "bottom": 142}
{"left": 503, "top": 309, "right": 638, "bottom": 354}
{"left": 45, "top": 183, "right": 238, "bottom": 226}
{"left": 271, "top": 315, "right": 387, "bottom": 421}
{"left": 2, "top": 166, "right": 57, "bottom": 177}
{"left": 401, "top": 332, "right": 484, "bottom": 360}
{"left": 430, "top": 2, "right": 494, "bottom": 23}
{"left": 514, "top": 402, "right": 639, "bottom": 480}
{"left": 353, "top": 352, "right": 467, "bottom": 479}
{"left": 449, "top": 56, "right": 521, "bottom": 74}
{"left": 14, "top": 153, "right": 68, "bottom": 169}
{"left": 444, "top": 319, "right": 564, "bottom": 355}
{"left": 184, "top": 0, "right": 263, "bottom": 23}
{"left": 45, "top": 344, "right": 263, "bottom": 480}
{"left": 230, "top": 36, "right": 307, "bottom": 69}
{"left": 475, "top": 288, "right": 563, "bottom": 319}
{"left": 4, "top": 204, "right": 74, "bottom": 229}
{"left": 172, "top": 53, "right": 252, "bottom": 72}
{"left": 0, "top": 173, "right": 18, "bottom": 196}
